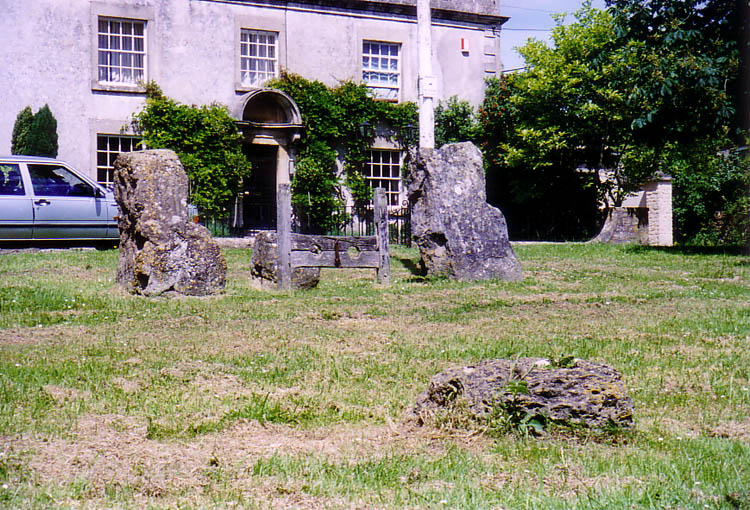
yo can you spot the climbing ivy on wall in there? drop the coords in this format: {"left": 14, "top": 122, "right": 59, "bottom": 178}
{"left": 267, "top": 71, "right": 417, "bottom": 233}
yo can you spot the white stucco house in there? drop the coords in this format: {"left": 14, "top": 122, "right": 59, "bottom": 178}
{"left": 0, "top": 0, "right": 507, "bottom": 229}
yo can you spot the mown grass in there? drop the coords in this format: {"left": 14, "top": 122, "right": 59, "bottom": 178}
{"left": 0, "top": 243, "right": 748, "bottom": 509}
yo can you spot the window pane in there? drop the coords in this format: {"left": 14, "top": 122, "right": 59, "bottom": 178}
{"left": 134, "top": 23, "right": 144, "bottom": 36}
{"left": 239, "top": 30, "right": 277, "bottom": 85}
{"left": 97, "top": 135, "right": 142, "bottom": 184}
{"left": 0, "top": 165, "right": 24, "bottom": 195}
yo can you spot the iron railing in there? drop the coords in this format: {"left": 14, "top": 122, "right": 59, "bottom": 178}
{"left": 201, "top": 202, "right": 412, "bottom": 246}
{"left": 325, "top": 204, "right": 411, "bottom": 246}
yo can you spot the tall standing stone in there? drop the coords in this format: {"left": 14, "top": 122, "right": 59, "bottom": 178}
{"left": 114, "top": 149, "right": 226, "bottom": 296}
{"left": 407, "top": 142, "right": 522, "bottom": 281}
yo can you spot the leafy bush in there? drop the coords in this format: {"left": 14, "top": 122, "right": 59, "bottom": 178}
{"left": 130, "top": 83, "right": 252, "bottom": 219}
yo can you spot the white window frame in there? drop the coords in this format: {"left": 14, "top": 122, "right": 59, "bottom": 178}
{"left": 239, "top": 29, "right": 279, "bottom": 88}
{"left": 362, "top": 41, "right": 401, "bottom": 101}
{"left": 96, "top": 134, "right": 142, "bottom": 186}
{"left": 365, "top": 150, "right": 402, "bottom": 207}
{"left": 96, "top": 17, "right": 147, "bottom": 87}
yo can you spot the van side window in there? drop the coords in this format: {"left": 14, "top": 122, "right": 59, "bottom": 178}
{"left": 28, "top": 164, "right": 94, "bottom": 197}
{"left": 0, "top": 164, "right": 25, "bottom": 195}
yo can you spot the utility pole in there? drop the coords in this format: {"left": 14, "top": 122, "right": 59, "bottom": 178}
{"left": 417, "top": 0, "right": 435, "bottom": 149}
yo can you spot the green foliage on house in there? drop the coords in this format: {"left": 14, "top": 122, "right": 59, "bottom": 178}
{"left": 130, "top": 82, "right": 252, "bottom": 219}
{"left": 268, "top": 71, "right": 417, "bottom": 233}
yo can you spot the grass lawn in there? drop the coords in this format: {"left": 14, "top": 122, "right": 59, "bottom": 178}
{"left": 0, "top": 242, "right": 748, "bottom": 509}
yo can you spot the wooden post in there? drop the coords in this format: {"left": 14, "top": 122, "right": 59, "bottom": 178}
{"left": 277, "top": 183, "right": 292, "bottom": 290}
{"left": 374, "top": 187, "right": 390, "bottom": 285}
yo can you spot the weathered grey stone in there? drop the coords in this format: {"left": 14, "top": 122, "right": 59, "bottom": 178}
{"left": 251, "top": 231, "right": 320, "bottom": 289}
{"left": 591, "top": 207, "right": 649, "bottom": 244}
{"left": 414, "top": 357, "right": 634, "bottom": 429}
{"left": 407, "top": 142, "right": 522, "bottom": 281}
{"left": 114, "top": 149, "right": 226, "bottom": 296}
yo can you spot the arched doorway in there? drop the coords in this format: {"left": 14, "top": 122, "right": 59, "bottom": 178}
{"left": 233, "top": 89, "right": 303, "bottom": 230}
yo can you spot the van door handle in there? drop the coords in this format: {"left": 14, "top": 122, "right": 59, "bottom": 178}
{"left": 34, "top": 199, "right": 51, "bottom": 206}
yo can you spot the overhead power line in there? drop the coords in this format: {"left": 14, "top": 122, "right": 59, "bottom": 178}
{"left": 501, "top": 4, "right": 556, "bottom": 13}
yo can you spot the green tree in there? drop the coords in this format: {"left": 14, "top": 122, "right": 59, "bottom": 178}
{"left": 607, "top": 0, "right": 739, "bottom": 145}
{"left": 606, "top": 0, "right": 743, "bottom": 244}
{"left": 480, "top": 1, "right": 743, "bottom": 243}
{"left": 28, "top": 105, "right": 59, "bottom": 158}
{"left": 130, "top": 83, "right": 252, "bottom": 219}
{"left": 480, "top": 6, "right": 619, "bottom": 240}
{"left": 10, "top": 104, "right": 59, "bottom": 158}
{"left": 10, "top": 106, "right": 33, "bottom": 155}
{"left": 434, "top": 96, "right": 479, "bottom": 148}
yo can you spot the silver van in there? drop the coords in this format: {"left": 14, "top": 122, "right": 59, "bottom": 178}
{"left": 0, "top": 156, "right": 119, "bottom": 242}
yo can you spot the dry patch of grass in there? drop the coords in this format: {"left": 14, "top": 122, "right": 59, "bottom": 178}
{"left": 16, "top": 413, "right": 466, "bottom": 504}
{"left": 1, "top": 244, "right": 748, "bottom": 508}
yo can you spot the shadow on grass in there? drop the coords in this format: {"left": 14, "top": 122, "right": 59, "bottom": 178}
{"left": 624, "top": 244, "right": 749, "bottom": 258}
{"left": 398, "top": 257, "right": 424, "bottom": 277}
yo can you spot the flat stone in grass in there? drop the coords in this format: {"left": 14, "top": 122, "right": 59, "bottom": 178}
{"left": 414, "top": 357, "right": 634, "bottom": 429}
